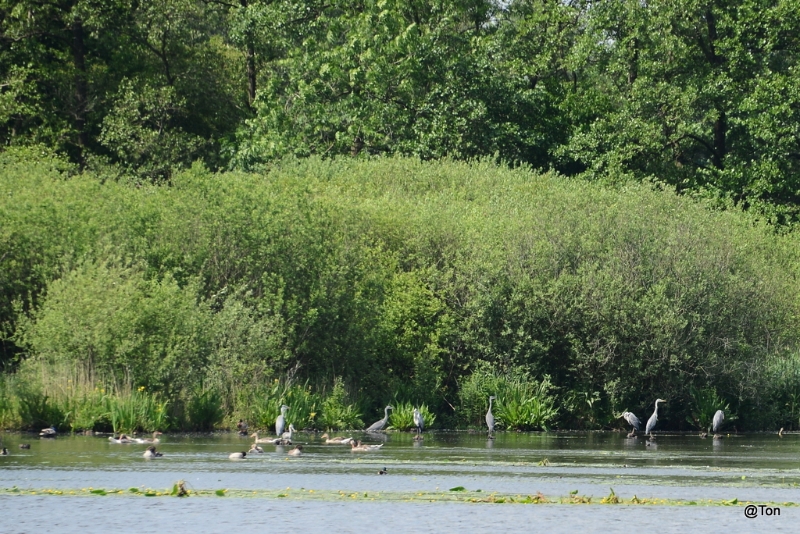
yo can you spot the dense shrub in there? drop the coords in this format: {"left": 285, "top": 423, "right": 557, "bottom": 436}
{"left": 2, "top": 153, "right": 800, "bottom": 430}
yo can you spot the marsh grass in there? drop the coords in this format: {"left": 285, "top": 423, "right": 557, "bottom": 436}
{"left": 317, "top": 377, "right": 363, "bottom": 430}
{"left": 0, "top": 361, "right": 169, "bottom": 432}
{"left": 239, "top": 379, "right": 321, "bottom": 433}
{"left": 185, "top": 388, "right": 225, "bottom": 431}
{"left": 458, "top": 364, "right": 558, "bottom": 431}
{"left": 687, "top": 387, "right": 732, "bottom": 432}
{"left": 389, "top": 401, "right": 436, "bottom": 431}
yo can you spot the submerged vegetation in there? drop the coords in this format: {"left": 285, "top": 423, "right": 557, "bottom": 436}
{"left": 3, "top": 153, "right": 800, "bottom": 431}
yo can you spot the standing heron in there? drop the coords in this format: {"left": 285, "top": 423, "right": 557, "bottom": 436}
{"left": 644, "top": 399, "right": 666, "bottom": 439}
{"left": 621, "top": 411, "right": 641, "bottom": 438}
{"left": 413, "top": 408, "right": 424, "bottom": 440}
{"left": 366, "top": 405, "right": 394, "bottom": 432}
{"left": 712, "top": 409, "right": 724, "bottom": 439}
{"left": 275, "top": 404, "right": 289, "bottom": 437}
{"left": 486, "top": 396, "right": 496, "bottom": 439}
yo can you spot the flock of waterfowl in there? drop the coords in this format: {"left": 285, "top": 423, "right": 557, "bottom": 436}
{"left": 0, "top": 398, "right": 788, "bottom": 461}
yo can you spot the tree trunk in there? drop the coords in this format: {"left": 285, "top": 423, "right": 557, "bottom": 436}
{"left": 246, "top": 43, "right": 256, "bottom": 106}
{"left": 713, "top": 110, "right": 726, "bottom": 170}
{"left": 241, "top": 0, "right": 256, "bottom": 107}
{"left": 72, "top": 17, "right": 88, "bottom": 160}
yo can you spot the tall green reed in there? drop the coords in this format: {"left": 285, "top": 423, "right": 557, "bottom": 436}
{"left": 389, "top": 401, "right": 436, "bottom": 431}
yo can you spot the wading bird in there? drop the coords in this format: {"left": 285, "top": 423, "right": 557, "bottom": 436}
{"left": 486, "top": 396, "right": 496, "bottom": 439}
{"left": 621, "top": 411, "right": 641, "bottom": 438}
{"left": 366, "top": 405, "right": 394, "bottom": 432}
{"left": 143, "top": 446, "right": 163, "bottom": 458}
{"left": 413, "top": 408, "right": 424, "bottom": 440}
{"left": 276, "top": 405, "right": 289, "bottom": 437}
{"left": 712, "top": 410, "right": 724, "bottom": 439}
{"left": 645, "top": 399, "right": 666, "bottom": 439}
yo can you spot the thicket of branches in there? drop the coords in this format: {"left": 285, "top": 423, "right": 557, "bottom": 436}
{"left": 3, "top": 151, "right": 800, "bottom": 429}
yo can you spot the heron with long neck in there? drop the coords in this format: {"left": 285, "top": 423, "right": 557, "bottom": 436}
{"left": 413, "top": 408, "right": 424, "bottom": 440}
{"left": 276, "top": 404, "right": 289, "bottom": 437}
{"left": 645, "top": 399, "right": 666, "bottom": 439}
{"left": 486, "top": 396, "right": 496, "bottom": 439}
{"left": 366, "top": 405, "right": 394, "bottom": 432}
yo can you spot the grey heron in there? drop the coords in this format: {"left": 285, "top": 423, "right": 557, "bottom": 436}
{"left": 712, "top": 409, "right": 724, "bottom": 439}
{"left": 413, "top": 407, "right": 424, "bottom": 440}
{"left": 621, "top": 411, "right": 641, "bottom": 438}
{"left": 275, "top": 404, "right": 289, "bottom": 437}
{"left": 644, "top": 399, "right": 666, "bottom": 439}
{"left": 366, "top": 405, "right": 394, "bottom": 432}
{"left": 486, "top": 396, "right": 496, "bottom": 439}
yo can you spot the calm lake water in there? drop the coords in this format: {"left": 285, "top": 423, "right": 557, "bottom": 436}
{"left": 1, "top": 431, "right": 798, "bottom": 532}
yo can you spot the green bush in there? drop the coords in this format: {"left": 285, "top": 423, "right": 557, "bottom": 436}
{"left": 687, "top": 387, "right": 731, "bottom": 432}
{"left": 459, "top": 364, "right": 558, "bottom": 430}
{"left": 318, "top": 377, "right": 363, "bottom": 430}
{"left": 242, "top": 380, "right": 321, "bottom": 432}
{"left": 3, "top": 154, "right": 800, "bottom": 430}
{"left": 389, "top": 401, "right": 436, "bottom": 431}
{"left": 185, "top": 388, "right": 225, "bottom": 431}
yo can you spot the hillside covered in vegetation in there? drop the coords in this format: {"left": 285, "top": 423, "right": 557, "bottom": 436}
{"left": 2, "top": 152, "right": 800, "bottom": 432}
